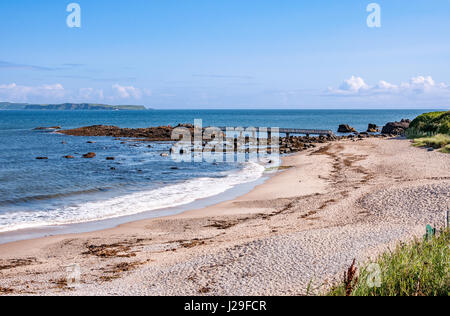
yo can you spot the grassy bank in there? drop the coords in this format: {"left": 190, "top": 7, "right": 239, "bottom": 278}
{"left": 327, "top": 229, "right": 449, "bottom": 296}
{"left": 408, "top": 111, "right": 450, "bottom": 135}
{"left": 407, "top": 111, "right": 450, "bottom": 153}
{"left": 412, "top": 134, "right": 450, "bottom": 152}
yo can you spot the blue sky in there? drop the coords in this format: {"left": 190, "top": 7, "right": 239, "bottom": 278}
{"left": 1, "top": 0, "right": 449, "bottom": 109}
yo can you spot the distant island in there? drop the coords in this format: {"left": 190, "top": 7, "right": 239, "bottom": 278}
{"left": 0, "top": 102, "right": 149, "bottom": 111}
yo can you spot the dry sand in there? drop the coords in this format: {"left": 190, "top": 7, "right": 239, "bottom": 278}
{"left": 0, "top": 138, "right": 449, "bottom": 295}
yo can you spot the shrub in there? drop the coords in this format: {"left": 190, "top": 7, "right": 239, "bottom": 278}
{"left": 408, "top": 111, "right": 450, "bottom": 135}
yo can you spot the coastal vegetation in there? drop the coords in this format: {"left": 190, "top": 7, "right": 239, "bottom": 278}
{"left": 406, "top": 111, "right": 450, "bottom": 152}
{"left": 412, "top": 134, "right": 450, "bottom": 152}
{"left": 327, "top": 229, "right": 449, "bottom": 296}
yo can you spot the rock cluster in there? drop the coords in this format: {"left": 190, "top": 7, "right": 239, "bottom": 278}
{"left": 278, "top": 135, "right": 336, "bottom": 154}
{"left": 381, "top": 119, "right": 411, "bottom": 135}
{"left": 367, "top": 124, "right": 380, "bottom": 133}
{"left": 60, "top": 124, "right": 193, "bottom": 141}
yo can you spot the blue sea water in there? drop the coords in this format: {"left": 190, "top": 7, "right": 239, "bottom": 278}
{"left": 0, "top": 109, "right": 426, "bottom": 234}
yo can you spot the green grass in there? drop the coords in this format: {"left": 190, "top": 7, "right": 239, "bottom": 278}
{"left": 441, "top": 145, "right": 450, "bottom": 153}
{"left": 412, "top": 134, "right": 450, "bottom": 150}
{"left": 405, "top": 128, "right": 436, "bottom": 139}
{"left": 408, "top": 111, "right": 450, "bottom": 135}
{"left": 327, "top": 229, "right": 449, "bottom": 296}
{"left": 407, "top": 111, "right": 450, "bottom": 153}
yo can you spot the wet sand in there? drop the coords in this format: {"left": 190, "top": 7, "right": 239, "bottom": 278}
{"left": 0, "top": 137, "right": 449, "bottom": 295}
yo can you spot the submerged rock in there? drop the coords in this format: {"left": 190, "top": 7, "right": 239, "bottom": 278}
{"left": 34, "top": 126, "right": 61, "bottom": 131}
{"left": 35, "top": 157, "right": 48, "bottom": 160}
{"left": 63, "top": 155, "right": 75, "bottom": 159}
{"left": 83, "top": 152, "right": 96, "bottom": 159}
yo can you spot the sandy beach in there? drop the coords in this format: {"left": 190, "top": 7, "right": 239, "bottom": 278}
{"left": 0, "top": 137, "right": 449, "bottom": 296}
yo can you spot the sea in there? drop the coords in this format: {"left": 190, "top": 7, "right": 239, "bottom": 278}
{"left": 0, "top": 109, "right": 427, "bottom": 242}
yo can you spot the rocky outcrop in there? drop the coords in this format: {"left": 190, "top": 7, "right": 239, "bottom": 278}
{"left": 381, "top": 119, "right": 411, "bottom": 135}
{"left": 60, "top": 125, "right": 192, "bottom": 141}
{"left": 83, "top": 152, "right": 96, "bottom": 159}
{"left": 367, "top": 124, "right": 380, "bottom": 133}
{"left": 338, "top": 124, "right": 357, "bottom": 133}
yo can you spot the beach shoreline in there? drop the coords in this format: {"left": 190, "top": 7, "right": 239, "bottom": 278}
{"left": 0, "top": 137, "right": 448, "bottom": 295}
{"left": 0, "top": 168, "right": 270, "bottom": 245}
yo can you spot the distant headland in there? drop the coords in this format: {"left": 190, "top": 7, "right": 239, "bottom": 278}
{"left": 0, "top": 102, "right": 149, "bottom": 111}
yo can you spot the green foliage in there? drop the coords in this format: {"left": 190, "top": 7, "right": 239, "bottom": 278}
{"left": 405, "top": 128, "right": 436, "bottom": 139}
{"left": 408, "top": 111, "right": 450, "bottom": 136}
{"left": 328, "top": 229, "right": 450, "bottom": 296}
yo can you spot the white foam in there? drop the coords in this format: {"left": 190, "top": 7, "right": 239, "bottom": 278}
{"left": 0, "top": 162, "right": 265, "bottom": 233}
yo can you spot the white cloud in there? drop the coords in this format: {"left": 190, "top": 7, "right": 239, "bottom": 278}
{"left": 339, "top": 76, "right": 369, "bottom": 92}
{"left": 78, "top": 88, "right": 104, "bottom": 101}
{"left": 112, "top": 84, "right": 147, "bottom": 99}
{"left": 0, "top": 83, "right": 65, "bottom": 101}
{"left": 328, "top": 75, "right": 450, "bottom": 97}
{"left": 0, "top": 82, "right": 153, "bottom": 103}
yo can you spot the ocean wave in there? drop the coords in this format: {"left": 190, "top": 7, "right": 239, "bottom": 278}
{"left": 0, "top": 162, "right": 265, "bottom": 233}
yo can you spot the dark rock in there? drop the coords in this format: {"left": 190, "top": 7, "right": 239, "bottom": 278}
{"left": 34, "top": 126, "right": 61, "bottom": 131}
{"left": 87, "top": 141, "right": 96, "bottom": 144}
{"left": 106, "top": 157, "right": 115, "bottom": 161}
{"left": 60, "top": 124, "right": 184, "bottom": 141}
{"left": 338, "top": 124, "right": 357, "bottom": 133}
{"left": 110, "top": 167, "right": 116, "bottom": 170}
{"left": 381, "top": 119, "right": 410, "bottom": 135}
{"left": 367, "top": 124, "right": 380, "bottom": 133}
{"left": 36, "top": 157, "right": 48, "bottom": 160}
{"left": 83, "top": 152, "right": 96, "bottom": 159}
